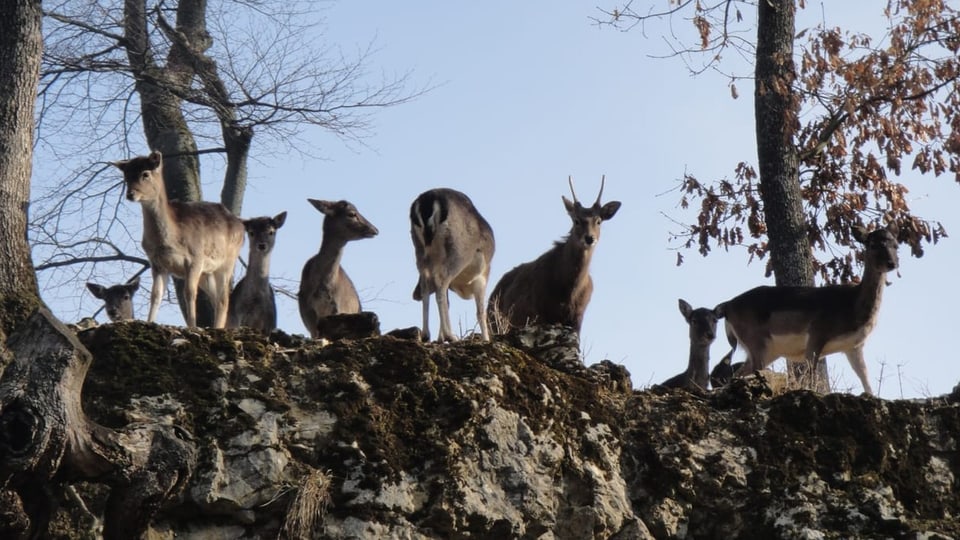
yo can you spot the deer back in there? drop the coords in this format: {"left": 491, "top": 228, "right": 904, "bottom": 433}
{"left": 410, "top": 188, "right": 495, "bottom": 299}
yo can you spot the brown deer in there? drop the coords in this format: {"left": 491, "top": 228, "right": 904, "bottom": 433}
{"left": 410, "top": 188, "right": 495, "bottom": 342}
{"left": 661, "top": 299, "right": 720, "bottom": 390}
{"left": 298, "top": 199, "right": 379, "bottom": 338}
{"left": 114, "top": 151, "right": 244, "bottom": 328}
{"left": 228, "top": 212, "right": 287, "bottom": 333}
{"left": 487, "top": 176, "right": 620, "bottom": 334}
{"left": 86, "top": 277, "right": 140, "bottom": 322}
{"left": 715, "top": 223, "right": 900, "bottom": 395}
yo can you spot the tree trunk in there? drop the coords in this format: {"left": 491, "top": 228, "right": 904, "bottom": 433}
{"left": 0, "top": 0, "right": 42, "bottom": 337}
{"left": 123, "top": 0, "right": 216, "bottom": 326}
{"left": 0, "top": 309, "right": 197, "bottom": 539}
{"left": 755, "top": 0, "right": 829, "bottom": 391}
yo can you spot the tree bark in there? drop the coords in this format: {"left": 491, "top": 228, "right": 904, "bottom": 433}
{"left": 0, "top": 309, "right": 197, "bottom": 539}
{"left": 0, "top": 0, "right": 42, "bottom": 336}
{"left": 755, "top": 0, "right": 829, "bottom": 391}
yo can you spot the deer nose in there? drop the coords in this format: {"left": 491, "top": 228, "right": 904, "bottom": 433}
{"left": 584, "top": 235, "right": 595, "bottom": 245}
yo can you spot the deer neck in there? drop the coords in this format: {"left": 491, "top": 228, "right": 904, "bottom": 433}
{"left": 555, "top": 238, "right": 593, "bottom": 287}
{"left": 139, "top": 189, "right": 179, "bottom": 245}
{"left": 854, "top": 264, "right": 887, "bottom": 322}
{"left": 687, "top": 342, "right": 710, "bottom": 387}
{"left": 315, "top": 236, "right": 348, "bottom": 281}
{"left": 246, "top": 249, "right": 273, "bottom": 281}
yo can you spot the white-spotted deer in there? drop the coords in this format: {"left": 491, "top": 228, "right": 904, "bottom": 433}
{"left": 715, "top": 223, "right": 900, "bottom": 395}
{"left": 298, "top": 199, "right": 379, "bottom": 338}
{"left": 115, "top": 151, "right": 244, "bottom": 328}
{"left": 410, "top": 188, "right": 495, "bottom": 342}
{"left": 86, "top": 277, "right": 141, "bottom": 322}
{"left": 228, "top": 212, "right": 287, "bottom": 333}
{"left": 487, "top": 176, "right": 620, "bottom": 334}
{"left": 661, "top": 299, "right": 720, "bottom": 390}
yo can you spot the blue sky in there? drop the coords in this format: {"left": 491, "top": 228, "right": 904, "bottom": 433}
{"left": 48, "top": 2, "right": 960, "bottom": 399}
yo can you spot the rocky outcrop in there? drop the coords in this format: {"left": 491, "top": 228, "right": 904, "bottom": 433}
{"left": 27, "top": 322, "right": 960, "bottom": 538}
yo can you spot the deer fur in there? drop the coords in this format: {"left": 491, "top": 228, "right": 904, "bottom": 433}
{"left": 488, "top": 176, "right": 621, "bottom": 334}
{"left": 410, "top": 188, "right": 495, "bottom": 342}
{"left": 115, "top": 151, "right": 244, "bottom": 328}
{"left": 86, "top": 277, "right": 140, "bottom": 322}
{"left": 715, "top": 223, "right": 900, "bottom": 395}
{"left": 298, "top": 199, "right": 378, "bottom": 338}
{"left": 228, "top": 212, "right": 287, "bottom": 333}
{"left": 661, "top": 299, "right": 720, "bottom": 390}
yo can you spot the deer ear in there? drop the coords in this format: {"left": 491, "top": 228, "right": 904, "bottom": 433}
{"left": 126, "top": 276, "right": 141, "bottom": 292}
{"left": 308, "top": 199, "right": 335, "bottom": 215}
{"left": 600, "top": 201, "right": 621, "bottom": 221}
{"left": 273, "top": 211, "right": 288, "bottom": 228}
{"left": 678, "top": 298, "right": 693, "bottom": 320}
{"left": 885, "top": 221, "right": 900, "bottom": 238}
{"left": 86, "top": 283, "right": 106, "bottom": 299}
{"left": 562, "top": 196, "right": 576, "bottom": 215}
{"left": 851, "top": 225, "right": 869, "bottom": 243}
{"left": 112, "top": 160, "right": 128, "bottom": 171}
{"left": 148, "top": 151, "right": 162, "bottom": 169}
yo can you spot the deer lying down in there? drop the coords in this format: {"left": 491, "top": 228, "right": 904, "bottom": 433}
{"left": 86, "top": 277, "right": 140, "bottom": 322}
{"left": 115, "top": 151, "right": 244, "bottom": 328}
{"left": 298, "top": 199, "right": 378, "bottom": 338}
{"left": 488, "top": 176, "right": 620, "bottom": 334}
{"left": 708, "top": 352, "right": 744, "bottom": 389}
{"left": 410, "top": 188, "right": 495, "bottom": 342}
{"left": 228, "top": 212, "right": 287, "bottom": 333}
{"left": 661, "top": 299, "right": 720, "bottom": 390}
{"left": 715, "top": 223, "right": 900, "bottom": 395}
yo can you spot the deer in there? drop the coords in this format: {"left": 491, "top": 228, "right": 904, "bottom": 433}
{"left": 487, "top": 176, "right": 621, "bottom": 334}
{"left": 410, "top": 188, "right": 495, "bottom": 342}
{"left": 86, "top": 277, "right": 141, "bottom": 322}
{"left": 714, "top": 223, "right": 900, "bottom": 395}
{"left": 114, "top": 150, "right": 245, "bottom": 328}
{"left": 298, "top": 199, "right": 379, "bottom": 338}
{"left": 228, "top": 211, "right": 287, "bottom": 333}
{"left": 660, "top": 299, "right": 720, "bottom": 390}
{"left": 708, "top": 352, "right": 743, "bottom": 390}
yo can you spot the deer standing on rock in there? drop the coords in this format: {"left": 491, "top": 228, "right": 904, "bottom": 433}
{"left": 715, "top": 223, "right": 900, "bottom": 395}
{"left": 661, "top": 299, "right": 720, "bottom": 390}
{"left": 115, "top": 151, "right": 244, "bottom": 328}
{"left": 228, "top": 212, "right": 287, "bottom": 333}
{"left": 298, "top": 199, "right": 379, "bottom": 338}
{"left": 86, "top": 277, "right": 141, "bottom": 322}
{"left": 410, "top": 188, "right": 495, "bottom": 342}
{"left": 488, "top": 176, "right": 621, "bottom": 334}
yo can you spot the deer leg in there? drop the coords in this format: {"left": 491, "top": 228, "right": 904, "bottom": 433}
{"left": 436, "top": 284, "right": 457, "bottom": 342}
{"left": 420, "top": 294, "right": 432, "bottom": 342}
{"left": 208, "top": 271, "right": 230, "bottom": 329}
{"left": 471, "top": 278, "right": 490, "bottom": 341}
{"left": 183, "top": 266, "right": 203, "bottom": 327}
{"left": 844, "top": 347, "right": 873, "bottom": 395}
{"left": 147, "top": 270, "right": 166, "bottom": 323}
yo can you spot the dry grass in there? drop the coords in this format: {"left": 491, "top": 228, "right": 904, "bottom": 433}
{"left": 278, "top": 468, "right": 331, "bottom": 540}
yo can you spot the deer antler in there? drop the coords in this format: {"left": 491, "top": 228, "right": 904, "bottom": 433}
{"left": 594, "top": 175, "right": 606, "bottom": 207}
{"left": 567, "top": 175, "right": 579, "bottom": 204}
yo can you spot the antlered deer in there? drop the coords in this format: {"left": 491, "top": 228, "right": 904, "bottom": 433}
{"left": 115, "top": 151, "right": 244, "bottom": 328}
{"left": 410, "top": 188, "right": 495, "bottom": 342}
{"left": 298, "top": 199, "right": 378, "bottom": 338}
{"left": 716, "top": 223, "right": 900, "bottom": 395}
{"left": 228, "top": 212, "right": 287, "bottom": 333}
{"left": 488, "top": 176, "right": 620, "bottom": 334}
